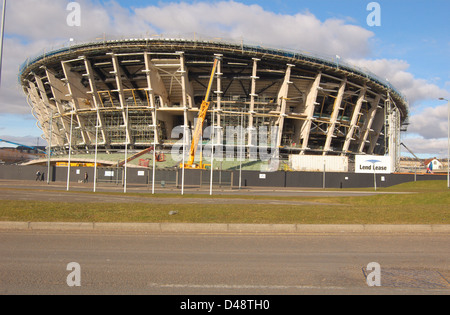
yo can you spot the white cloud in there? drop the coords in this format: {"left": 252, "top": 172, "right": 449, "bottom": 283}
{"left": 347, "top": 58, "right": 450, "bottom": 107}
{"left": 0, "top": 38, "right": 51, "bottom": 115}
{"left": 408, "top": 104, "right": 448, "bottom": 139}
{"left": 0, "top": 0, "right": 156, "bottom": 115}
{"left": 134, "top": 1, "right": 374, "bottom": 58}
{"left": 401, "top": 104, "right": 448, "bottom": 158}
{"left": 5, "top": 0, "right": 149, "bottom": 41}
{"left": 401, "top": 137, "right": 448, "bottom": 158}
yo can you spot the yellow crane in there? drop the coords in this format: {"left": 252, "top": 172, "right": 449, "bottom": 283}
{"left": 181, "top": 56, "right": 220, "bottom": 169}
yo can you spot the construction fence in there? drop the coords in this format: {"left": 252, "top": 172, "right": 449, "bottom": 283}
{"left": 0, "top": 165, "right": 447, "bottom": 190}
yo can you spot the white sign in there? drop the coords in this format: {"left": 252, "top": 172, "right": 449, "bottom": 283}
{"left": 137, "top": 171, "right": 145, "bottom": 176}
{"left": 259, "top": 174, "right": 266, "bottom": 179}
{"left": 355, "top": 155, "right": 391, "bottom": 174}
{"left": 105, "top": 171, "right": 114, "bottom": 177}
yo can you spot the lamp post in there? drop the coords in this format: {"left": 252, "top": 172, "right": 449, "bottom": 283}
{"left": 181, "top": 124, "right": 186, "bottom": 196}
{"left": 210, "top": 107, "right": 215, "bottom": 196}
{"left": 93, "top": 109, "right": 99, "bottom": 193}
{"left": 0, "top": 0, "right": 6, "bottom": 87}
{"left": 66, "top": 111, "right": 74, "bottom": 191}
{"left": 47, "top": 110, "right": 53, "bottom": 185}
{"left": 367, "top": 159, "right": 381, "bottom": 191}
{"left": 124, "top": 104, "right": 128, "bottom": 194}
{"left": 239, "top": 110, "right": 244, "bottom": 190}
{"left": 152, "top": 106, "right": 157, "bottom": 195}
{"left": 438, "top": 97, "right": 449, "bottom": 189}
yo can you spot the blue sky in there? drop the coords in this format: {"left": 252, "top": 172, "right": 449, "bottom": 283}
{"left": 0, "top": 0, "right": 449, "bottom": 157}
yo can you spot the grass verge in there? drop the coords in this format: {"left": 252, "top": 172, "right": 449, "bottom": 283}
{"left": 0, "top": 181, "right": 448, "bottom": 225}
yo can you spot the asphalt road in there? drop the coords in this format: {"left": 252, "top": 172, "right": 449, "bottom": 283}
{"left": 1, "top": 231, "right": 449, "bottom": 295}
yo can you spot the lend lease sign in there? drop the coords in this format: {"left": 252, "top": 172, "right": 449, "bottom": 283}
{"left": 355, "top": 155, "right": 391, "bottom": 174}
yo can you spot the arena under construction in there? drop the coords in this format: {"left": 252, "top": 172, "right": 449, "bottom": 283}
{"left": 19, "top": 38, "right": 409, "bottom": 172}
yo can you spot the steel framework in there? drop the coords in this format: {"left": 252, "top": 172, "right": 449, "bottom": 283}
{"left": 19, "top": 38, "right": 409, "bottom": 168}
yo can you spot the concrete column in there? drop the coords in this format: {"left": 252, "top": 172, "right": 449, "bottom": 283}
{"left": 144, "top": 52, "right": 160, "bottom": 144}
{"left": 83, "top": 57, "right": 108, "bottom": 146}
{"left": 34, "top": 75, "right": 64, "bottom": 147}
{"left": 357, "top": 95, "right": 381, "bottom": 153}
{"left": 45, "top": 69, "right": 72, "bottom": 145}
{"left": 323, "top": 78, "right": 346, "bottom": 155}
{"left": 61, "top": 60, "right": 91, "bottom": 145}
{"left": 300, "top": 72, "right": 322, "bottom": 153}
{"left": 275, "top": 64, "right": 295, "bottom": 148}
{"left": 110, "top": 53, "right": 132, "bottom": 146}
{"left": 367, "top": 103, "right": 386, "bottom": 154}
{"left": 177, "top": 52, "right": 189, "bottom": 127}
{"left": 248, "top": 58, "right": 259, "bottom": 149}
{"left": 26, "top": 81, "right": 48, "bottom": 140}
{"left": 341, "top": 86, "right": 367, "bottom": 154}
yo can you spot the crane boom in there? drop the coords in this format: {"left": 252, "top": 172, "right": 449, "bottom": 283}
{"left": 182, "top": 57, "right": 220, "bottom": 169}
{"left": 400, "top": 142, "right": 421, "bottom": 162}
{"left": 0, "top": 138, "right": 46, "bottom": 154}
